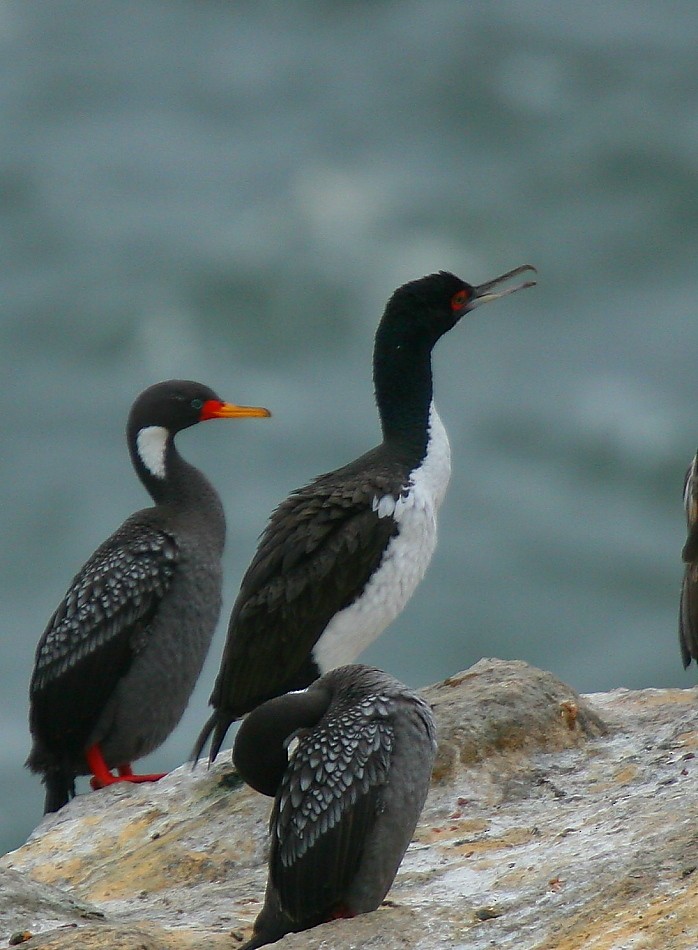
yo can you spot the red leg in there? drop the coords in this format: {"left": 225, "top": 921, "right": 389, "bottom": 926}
{"left": 326, "top": 904, "right": 356, "bottom": 922}
{"left": 86, "top": 744, "right": 167, "bottom": 791}
{"left": 117, "top": 764, "right": 167, "bottom": 783}
{"left": 86, "top": 744, "right": 119, "bottom": 790}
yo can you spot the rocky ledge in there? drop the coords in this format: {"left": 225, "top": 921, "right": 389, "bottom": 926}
{"left": 2, "top": 658, "right": 697, "bottom": 950}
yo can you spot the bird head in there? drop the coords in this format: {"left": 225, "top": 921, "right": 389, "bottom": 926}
{"left": 381, "top": 264, "right": 537, "bottom": 347}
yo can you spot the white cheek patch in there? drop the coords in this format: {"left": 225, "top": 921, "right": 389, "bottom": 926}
{"left": 136, "top": 426, "right": 169, "bottom": 479}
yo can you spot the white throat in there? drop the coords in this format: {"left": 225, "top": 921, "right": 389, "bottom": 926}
{"left": 136, "top": 425, "right": 169, "bottom": 479}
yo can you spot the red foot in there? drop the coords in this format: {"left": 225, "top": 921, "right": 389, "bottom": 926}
{"left": 86, "top": 744, "right": 167, "bottom": 790}
{"left": 326, "top": 904, "right": 356, "bottom": 922}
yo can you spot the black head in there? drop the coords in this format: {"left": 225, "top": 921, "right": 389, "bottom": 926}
{"left": 127, "top": 379, "right": 270, "bottom": 437}
{"left": 381, "top": 265, "right": 537, "bottom": 348}
{"left": 233, "top": 682, "right": 333, "bottom": 797}
{"left": 126, "top": 379, "right": 270, "bottom": 490}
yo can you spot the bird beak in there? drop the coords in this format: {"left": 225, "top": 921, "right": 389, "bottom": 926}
{"left": 469, "top": 264, "right": 537, "bottom": 309}
{"left": 201, "top": 401, "right": 272, "bottom": 421}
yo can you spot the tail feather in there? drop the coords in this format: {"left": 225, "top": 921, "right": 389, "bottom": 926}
{"left": 239, "top": 891, "right": 295, "bottom": 950}
{"left": 26, "top": 742, "right": 77, "bottom": 814}
{"left": 680, "top": 566, "right": 698, "bottom": 668}
{"left": 191, "top": 710, "right": 234, "bottom": 766}
{"left": 43, "top": 767, "right": 76, "bottom": 814}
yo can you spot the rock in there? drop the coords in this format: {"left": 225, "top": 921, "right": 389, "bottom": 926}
{"left": 2, "top": 658, "right": 697, "bottom": 949}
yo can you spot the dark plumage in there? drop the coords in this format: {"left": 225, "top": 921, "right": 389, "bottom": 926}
{"left": 680, "top": 451, "right": 698, "bottom": 667}
{"left": 233, "top": 664, "right": 437, "bottom": 949}
{"left": 195, "top": 266, "right": 536, "bottom": 761}
{"left": 27, "top": 379, "right": 270, "bottom": 813}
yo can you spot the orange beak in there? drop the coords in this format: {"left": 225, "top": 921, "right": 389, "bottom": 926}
{"left": 201, "top": 400, "right": 271, "bottom": 421}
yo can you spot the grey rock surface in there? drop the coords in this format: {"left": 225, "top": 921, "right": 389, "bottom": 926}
{"left": 2, "top": 658, "right": 697, "bottom": 950}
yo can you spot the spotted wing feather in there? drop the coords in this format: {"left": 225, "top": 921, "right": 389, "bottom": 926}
{"left": 270, "top": 695, "right": 394, "bottom": 925}
{"left": 29, "top": 518, "right": 179, "bottom": 755}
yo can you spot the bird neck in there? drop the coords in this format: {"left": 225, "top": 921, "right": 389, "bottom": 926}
{"left": 129, "top": 425, "right": 223, "bottom": 518}
{"left": 233, "top": 686, "right": 332, "bottom": 797}
{"left": 373, "top": 325, "right": 434, "bottom": 463}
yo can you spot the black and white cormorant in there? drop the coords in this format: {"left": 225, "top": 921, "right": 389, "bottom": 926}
{"left": 233, "top": 664, "right": 437, "bottom": 949}
{"left": 680, "top": 450, "right": 698, "bottom": 666}
{"left": 195, "top": 265, "right": 536, "bottom": 761}
{"left": 27, "top": 379, "right": 270, "bottom": 813}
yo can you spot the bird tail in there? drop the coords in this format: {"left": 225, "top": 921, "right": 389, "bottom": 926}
{"left": 191, "top": 710, "right": 235, "bottom": 766}
{"left": 680, "top": 566, "right": 698, "bottom": 668}
{"left": 26, "top": 743, "right": 76, "bottom": 814}
{"left": 43, "top": 768, "right": 76, "bottom": 814}
{"left": 239, "top": 894, "right": 295, "bottom": 950}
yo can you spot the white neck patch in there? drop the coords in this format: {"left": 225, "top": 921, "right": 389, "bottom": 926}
{"left": 136, "top": 425, "right": 169, "bottom": 479}
{"left": 371, "top": 403, "right": 452, "bottom": 521}
{"left": 314, "top": 402, "right": 452, "bottom": 673}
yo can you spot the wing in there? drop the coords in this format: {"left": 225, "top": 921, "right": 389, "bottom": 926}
{"left": 209, "top": 456, "right": 404, "bottom": 723}
{"left": 270, "top": 703, "right": 394, "bottom": 925}
{"left": 29, "top": 518, "right": 179, "bottom": 756}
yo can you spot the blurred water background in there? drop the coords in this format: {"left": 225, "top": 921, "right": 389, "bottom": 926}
{"left": 2, "top": 0, "right": 698, "bottom": 853}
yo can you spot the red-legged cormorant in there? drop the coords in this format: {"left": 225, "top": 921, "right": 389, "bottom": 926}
{"left": 233, "top": 664, "right": 437, "bottom": 949}
{"left": 27, "top": 379, "right": 270, "bottom": 813}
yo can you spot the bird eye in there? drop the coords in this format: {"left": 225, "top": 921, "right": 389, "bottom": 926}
{"left": 191, "top": 398, "right": 204, "bottom": 410}
{"left": 450, "top": 289, "right": 470, "bottom": 311}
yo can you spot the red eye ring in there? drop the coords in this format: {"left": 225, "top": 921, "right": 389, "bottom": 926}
{"left": 450, "top": 289, "right": 470, "bottom": 311}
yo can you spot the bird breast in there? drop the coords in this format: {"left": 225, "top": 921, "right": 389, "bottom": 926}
{"left": 312, "top": 405, "right": 451, "bottom": 673}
